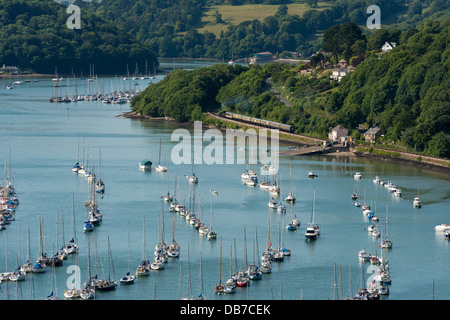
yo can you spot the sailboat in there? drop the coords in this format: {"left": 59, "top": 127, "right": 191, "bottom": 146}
{"left": 186, "top": 157, "right": 198, "bottom": 183}
{"left": 136, "top": 217, "right": 150, "bottom": 277}
{"left": 120, "top": 226, "right": 136, "bottom": 284}
{"left": 207, "top": 197, "right": 217, "bottom": 240}
{"left": 95, "top": 149, "right": 105, "bottom": 193}
{"left": 80, "top": 237, "right": 95, "bottom": 300}
{"left": 285, "top": 161, "right": 296, "bottom": 203}
{"left": 63, "top": 249, "right": 82, "bottom": 299}
{"left": 64, "top": 194, "right": 79, "bottom": 255}
{"left": 351, "top": 183, "right": 358, "bottom": 201}
{"left": 167, "top": 215, "right": 180, "bottom": 258}
{"left": 236, "top": 228, "right": 250, "bottom": 287}
{"left": 214, "top": 237, "right": 226, "bottom": 294}
{"left": 248, "top": 230, "right": 262, "bottom": 280}
{"left": 305, "top": 191, "right": 320, "bottom": 240}
{"left": 96, "top": 236, "right": 117, "bottom": 291}
{"left": 381, "top": 205, "right": 393, "bottom": 249}
{"left": 154, "top": 139, "right": 168, "bottom": 172}
{"left": 197, "top": 252, "right": 206, "bottom": 299}
{"left": 32, "top": 218, "right": 47, "bottom": 273}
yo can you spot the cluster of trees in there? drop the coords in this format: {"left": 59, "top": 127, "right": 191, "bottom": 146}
{"left": 0, "top": 0, "right": 158, "bottom": 75}
{"left": 80, "top": 0, "right": 407, "bottom": 59}
{"left": 329, "top": 20, "right": 450, "bottom": 158}
{"left": 268, "top": 20, "right": 450, "bottom": 157}
{"left": 131, "top": 64, "right": 247, "bottom": 122}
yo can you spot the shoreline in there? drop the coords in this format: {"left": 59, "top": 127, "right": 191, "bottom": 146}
{"left": 121, "top": 111, "right": 450, "bottom": 174}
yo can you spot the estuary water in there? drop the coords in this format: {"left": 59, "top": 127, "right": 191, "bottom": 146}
{"left": 0, "top": 63, "right": 449, "bottom": 301}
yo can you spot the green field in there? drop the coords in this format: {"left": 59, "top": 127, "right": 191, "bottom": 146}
{"left": 199, "top": 2, "right": 333, "bottom": 35}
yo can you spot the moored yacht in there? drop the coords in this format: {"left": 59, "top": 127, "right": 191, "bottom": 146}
{"left": 139, "top": 159, "right": 152, "bottom": 171}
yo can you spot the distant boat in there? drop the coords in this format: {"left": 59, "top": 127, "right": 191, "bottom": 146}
{"left": 139, "top": 159, "right": 152, "bottom": 171}
{"left": 413, "top": 190, "right": 421, "bottom": 208}
{"left": 351, "top": 183, "right": 358, "bottom": 200}
{"left": 308, "top": 171, "right": 317, "bottom": 178}
{"left": 358, "top": 249, "right": 371, "bottom": 261}
{"left": 354, "top": 172, "right": 362, "bottom": 179}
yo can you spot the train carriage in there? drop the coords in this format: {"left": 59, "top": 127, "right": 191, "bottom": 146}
{"left": 218, "top": 111, "right": 294, "bottom": 133}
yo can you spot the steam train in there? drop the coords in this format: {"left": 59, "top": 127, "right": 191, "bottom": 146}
{"left": 218, "top": 111, "right": 294, "bottom": 133}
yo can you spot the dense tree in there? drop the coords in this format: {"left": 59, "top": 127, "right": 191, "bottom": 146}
{"left": 0, "top": 0, "right": 158, "bottom": 75}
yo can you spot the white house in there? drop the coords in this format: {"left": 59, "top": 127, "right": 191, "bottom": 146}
{"left": 381, "top": 42, "right": 396, "bottom": 52}
{"left": 328, "top": 125, "right": 348, "bottom": 141}
{"left": 330, "top": 68, "right": 351, "bottom": 81}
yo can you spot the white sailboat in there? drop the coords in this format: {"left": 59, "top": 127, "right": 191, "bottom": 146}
{"left": 95, "top": 149, "right": 105, "bottom": 193}
{"left": 305, "top": 191, "right": 320, "bottom": 240}
{"left": 413, "top": 189, "right": 421, "bottom": 208}
{"left": 207, "top": 197, "right": 217, "bottom": 240}
{"left": 136, "top": 217, "right": 150, "bottom": 277}
{"left": 154, "top": 139, "right": 168, "bottom": 172}
{"left": 120, "top": 226, "right": 135, "bottom": 284}
{"left": 381, "top": 206, "right": 393, "bottom": 249}
{"left": 285, "top": 162, "right": 296, "bottom": 203}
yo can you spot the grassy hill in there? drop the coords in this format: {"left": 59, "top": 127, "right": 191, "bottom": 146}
{"left": 198, "top": 1, "right": 332, "bottom": 35}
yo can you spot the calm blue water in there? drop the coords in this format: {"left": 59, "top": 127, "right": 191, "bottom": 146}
{"left": 0, "top": 65, "right": 449, "bottom": 300}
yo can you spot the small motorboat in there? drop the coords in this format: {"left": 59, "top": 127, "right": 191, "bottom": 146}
{"left": 308, "top": 171, "right": 318, "bottom": 178}
{"left": 413, "top": 197, "right": 421, "bottom": 208}
{"left": 358, "top": 249, "right": 371, "bottom": 261}
{"left": 354, "top": 172, "right": 362, "bottom": 179}
{"left": 139, "top": 159, "right": 152, "bottom": 171}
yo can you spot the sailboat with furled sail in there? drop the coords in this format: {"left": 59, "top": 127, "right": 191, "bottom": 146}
{"left": 285, "top": 161, "right": 296, "bottom": 203}
{"left": 95, "top": 236, "right": 117, "bottom": 291}
{"left": 381, "top": 205, "right": 393, "bottom": 249}
{"left": 95, "top": 149, "right": 105, "bottom": 193}
{"left": 136, "top": 217, "right": 150, "bottom": 277}
{"left": 155, "top": 138, "right": 168, "bottom": 172}
{"left": 305, "top": 191, "right": 320, "bottom": 241}
{"left": 120, "top": 225, "right": 135, "bottom": 284}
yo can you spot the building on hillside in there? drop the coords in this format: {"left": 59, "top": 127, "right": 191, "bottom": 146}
{"left": 249, "top": 52, "right": 274, "bottom": 64}
{"left": 1, "top": 64, "right": 18, "bottom": 74}
{"left": 381, "top": 42, "right": 397, "bottom": 52}
{"left": 328, "top": 125, "right": 348, "bottom": 142}
{"left": 364, "top": 126, "right": 382, "bottom": 143}
{"left": 330, "top": 67, "right": 353, "bottom": 81}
